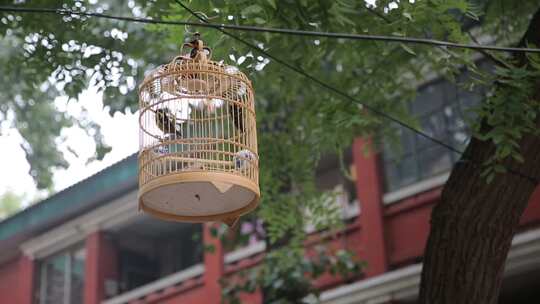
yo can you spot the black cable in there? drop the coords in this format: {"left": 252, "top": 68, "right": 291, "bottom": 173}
{"left": 173, "top": 1, "right": 463, "bottom": 154}
{"left": 10, "top": 5, "right": 458, "bottom": 155}
{"left": 174, "top": 0, "right": 539, "bottom": 185}
{"left": 1, "top": 4, "right": 537, "bottom": 183}
{"left": 2, "top": 5, "right": 540, "bottom": 54}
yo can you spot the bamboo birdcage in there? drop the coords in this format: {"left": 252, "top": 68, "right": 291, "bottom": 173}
{"left": 138, "top": 34, "right": 259, "bottom": 226}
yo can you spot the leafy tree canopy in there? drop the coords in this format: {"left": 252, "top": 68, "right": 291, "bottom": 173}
{"left": 0, "top": 190, "right": 24, "bottom": 219}
{"left": 2, "top": 0, "right": 540, "bottom": 302}
{"left": 2, "top": 0, "right": 538, "bottom": 236}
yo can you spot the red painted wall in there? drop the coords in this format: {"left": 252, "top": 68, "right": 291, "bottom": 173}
{"left": 85, "top": 231, "right": 119, "bottom": 304}
{"left": 520, "top": 185, "right": 540, "bottom": 228}
{"left": 353, "top": 138, "right": 388, "bottom": 277}
{"left": 19, "top": 255, "right": 34, "bottom": 304}
{"left": 204, "top": 223, "right": 225, "bottom": 304}
{"left": 151, "top": 287, "right": 207, "bottom": 304}
{"left": 3, "top": 146, "right": 540, "bottom": 304}
{"left": 0, "top": 257, "right": 22, "bottom": 304}
{"left": 384, "top": 188, "right": 440, "bottom": 267}
{"left": 0, "top": 255, "right": 34, "bottom": 304}
{"left": 139, "top": 278, "right": 206, "bottom": 304}
{"left": 114, "top": 149, "right": 540, "bottom": 303}
{"left": 384, "top": 184, "right": 540, "bottom": 268}
{"left": 308, "top": 223, "right": 364, "bottom": 290}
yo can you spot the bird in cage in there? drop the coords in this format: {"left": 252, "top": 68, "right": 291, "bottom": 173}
{"left": 155, "top": 108, "right": 183, "bottom": 138}
{"left": 221, "top": 82, "right": 246, "bottom": 134}
{"left": 229, "top": 103, "right": 244, "bottom": 133}
{"left": 209, "top": 67, "right": 247, "bottom": 135}
{"left": 154, "top": 108, "right": 203, "bottom": 170}
{"left": 154, "top": 133, "right": 173, "bottom": 155}
{"left": 234, "top": 149, "right": 256, "bottom": 170}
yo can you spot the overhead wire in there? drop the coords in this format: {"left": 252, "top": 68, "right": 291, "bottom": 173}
{"left": 1, "top": 5, "right": 540, "bottom": 53}
{"left": 172, "top": 0, "right": 464, "bottom": 154}
{"left": 0, "top": 4, "right": 538, "bottom": 183}
{"left": 0, "top": 4, "right": 465, "bottom": 155}
{"left": 172, "top": 0, "right": 538, "bottom": 185}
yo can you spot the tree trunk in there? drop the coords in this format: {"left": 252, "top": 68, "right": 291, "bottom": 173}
{"left": 418, "top": 8, "right": 540, "bottom": 304}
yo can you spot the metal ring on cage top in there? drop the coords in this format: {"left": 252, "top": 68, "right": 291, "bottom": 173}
{"left": 181, "top": 34, "right": 212, "bottom": 61}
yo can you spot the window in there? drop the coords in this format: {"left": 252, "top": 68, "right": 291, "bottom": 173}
{"left": 34, "top": 245, "right": 86, "bottom": 304}
{"left": 315, "top": 150, "right": 358, "bottom": 220}
{"left": 113, "top": 221, "right": 202, "bottom": 295}
{"left": 303, "top": 149, "right": 358, "bottom": 233}
{"left": 382, "top": 72, "right": 484, "bottom": 192}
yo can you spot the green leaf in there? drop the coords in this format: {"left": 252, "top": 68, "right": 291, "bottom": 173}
{"left": 494, "top": 164, "right": 506, "bottom": 173}
{"left": 265, "top": 0, "right": 277, "bottom": 9}
{"left": 242, "top": 4, "right": 263, "bottom": 15}
{"left": 399, "top": 43, "right": 417, "bottom": 56}
{"left": 403, "top": 12, "right": 413, "bottom": 21}
{"left": 254, "top": 17, "right": 266, "bottom": 25}
{"left": 210, "top": 226, "right": 219, "bottom": 237}
{"left": 204, "top": 244, "right": 216, "bottom": 253}
{"left": 513, "top": 153, "right": 525, "bottom": 163}
{"left": 487, "top": 173, "right": 495, "bottom": 184}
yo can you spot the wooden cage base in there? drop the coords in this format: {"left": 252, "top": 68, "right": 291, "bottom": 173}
{"left": 138, "top": 172, "right": 259, "bottom": 226}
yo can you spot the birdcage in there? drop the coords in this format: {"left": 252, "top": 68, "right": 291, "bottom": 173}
{"left": 138, "top": 34, "right": 259, "bottom": 226}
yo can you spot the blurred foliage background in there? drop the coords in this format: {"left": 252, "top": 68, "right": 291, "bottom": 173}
{"left": 1, "top": 0, "right": 540, "bottom": 302}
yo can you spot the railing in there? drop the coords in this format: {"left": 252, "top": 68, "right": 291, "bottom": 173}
{"left": 343, "top": 199, "right": 360, "bottom": 219}
{"left": 102, "top": 263, "right": 205, "bottom": 304}
{"left": 319, "top": 227, "right": 540, "bottom": 304}
{"left": 383, "top": 173, "right": 449, "bottom": 205}
{"left": 225, "top": 241, "right": 266, "bottom": 264}
{"left": 223, "top": 198, "right": 360, "bottom": 265}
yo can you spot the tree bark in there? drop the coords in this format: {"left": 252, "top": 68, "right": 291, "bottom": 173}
{"left": 418, "top": 8, "right": 540, "bottom": 304}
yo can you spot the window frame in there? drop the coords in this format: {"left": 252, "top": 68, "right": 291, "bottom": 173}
{"left": 381, "top": 72, "right": 483, "bottom": 195}
{"left": 35, "top": 243, "right": 86, "bottom": 304}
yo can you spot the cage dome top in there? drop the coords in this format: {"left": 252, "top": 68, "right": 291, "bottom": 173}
{"left": 138, "top": 33, "right": 259, "bottom": 227}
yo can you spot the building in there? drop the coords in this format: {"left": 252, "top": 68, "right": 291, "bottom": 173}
{"left": 1, "top": 74, "right": 540, "bottom": 304}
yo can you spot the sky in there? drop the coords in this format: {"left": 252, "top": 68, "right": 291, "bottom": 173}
{"left": 0, "top": 88, "right": 138, "bottom": 206}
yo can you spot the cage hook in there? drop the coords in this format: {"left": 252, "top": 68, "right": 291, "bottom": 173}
{"left": 181, "top": 32, "right": 212, "bottom": 61}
